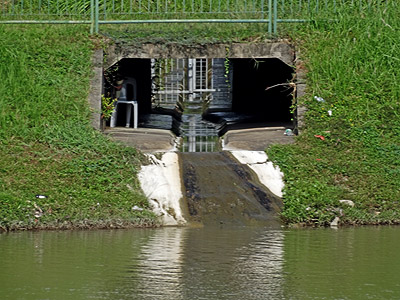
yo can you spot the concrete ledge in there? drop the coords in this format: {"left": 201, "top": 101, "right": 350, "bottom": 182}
{"left": 223, "top": 126, "right": 295, "bottom": 151}
{"left": 88, "top": 49, "right": 104, "bottom": 131}
{"left": 104, "top": 127, "right": 177, "bottom": 153}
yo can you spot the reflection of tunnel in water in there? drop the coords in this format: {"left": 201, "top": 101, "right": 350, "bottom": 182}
{"left": 120, "top": 227, "right": 284, "bottom": 300}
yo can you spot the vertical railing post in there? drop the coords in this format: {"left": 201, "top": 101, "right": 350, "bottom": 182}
{"left": 95, "top": 0, "right": 99, "bottom": 34}
{"left": 261, "top": 0, "right": 265, "bottom": 19}
{"left": 273, "top": 0, "right": 277, "bottom": 34}
{"left": 268, "top": 0, "right": 272, "bottom": 35}
{"left": 90, "top": 0, "right": 95, "bottom": 34}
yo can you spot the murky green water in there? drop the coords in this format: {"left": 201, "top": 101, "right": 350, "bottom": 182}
{"left": 1, "top": 226, "right": 400, "bottom": 299}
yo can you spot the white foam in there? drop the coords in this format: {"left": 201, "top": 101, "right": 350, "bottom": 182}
{"left": 230, "top": 151, "right": 284, "bottom": 198}
{"left": 138, "top": 152, "right": 186, "bottom": 226}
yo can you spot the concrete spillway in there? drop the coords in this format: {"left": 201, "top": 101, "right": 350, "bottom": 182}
{"left": 179, "top": 152, "right": 283, "bottom": 227}
{"left": 139, "top": 150, "right": 284, "bottom": 227}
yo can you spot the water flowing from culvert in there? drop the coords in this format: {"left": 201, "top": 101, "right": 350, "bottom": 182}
{"left": 179, "top": 151, "right": 283, "bottom": 227}
{"left": 177, "top": 108, "right": 282, "bottom": 226}
{"left": 179, "top": 105, "right": 220, "bottom": 152}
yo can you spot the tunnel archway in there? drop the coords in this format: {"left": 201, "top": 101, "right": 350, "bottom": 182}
{"left": 104, "top": 58, "right": 152, "bottom": 127}
{"left": 101, "top": 41, "right": 299, "bottom": 151}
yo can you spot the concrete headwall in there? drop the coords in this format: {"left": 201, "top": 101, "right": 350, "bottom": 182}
{"left": 88, "top": 42, "right": 306, "bottom": 132}
{"left": 88, "top": 49, "right": 104, "bottom": 130}
{"left": 105, "top": 42, "right": 295, "bottom": 69}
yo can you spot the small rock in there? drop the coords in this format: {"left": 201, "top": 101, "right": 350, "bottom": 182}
{"left": 330, "top": 216, "right": 340, "bottom": 227}
{"left": 339, "top": 199, "right": 355, "bottom": 207}
{"left": 132, "top": 205, "right": 144, "bottom": 211}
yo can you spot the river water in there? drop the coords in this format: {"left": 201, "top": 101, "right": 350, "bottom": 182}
{"left": 1, "top": 226, "right": 400, "bottom": 300}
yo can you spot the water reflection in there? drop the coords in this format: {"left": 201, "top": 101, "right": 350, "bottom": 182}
{"left": 180, "top": 114, "right": 220, "bottom": 153}
{"left": 1, "top": 227, "right": 400, "bottom": 299}
{"left": 282, "top": 227, "right": 400, "bottom": 300}
{"left": 98, "top": 227, "right": 285, "bottom": 300}
{"left": 124, "top": 228, "right": 186, "bottom": 299}
{"left": 179, "top": 227, "right": 284, "bottom": 299}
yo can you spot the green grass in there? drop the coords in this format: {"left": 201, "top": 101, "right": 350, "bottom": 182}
{"left": 0, "top": 25, "right": 156, "bottom": 231}
{"left": 268, "top": 9, "right": 400, "bottom": 226}
{"left": 1, "top": 3, "right": 399, "bottom": 230}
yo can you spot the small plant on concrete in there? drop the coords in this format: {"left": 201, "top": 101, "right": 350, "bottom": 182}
{"left": 101, "top": 94, "right": 117, "bottom": 120}
{"left": 224, "top": 46, "right": 231, "bottom": 87}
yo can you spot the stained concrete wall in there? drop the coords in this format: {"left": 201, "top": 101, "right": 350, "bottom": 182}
{"left": 88, "top": 42, "right": 306, "bottom": 132}
{"left": 210, "top": 58, "right": 232, "bottom": 111}
{"left": 105, "top": 42, "right": 295, "bottom": 69}
{"left": 88, "top": 49, "right": 104, "bottom": 130}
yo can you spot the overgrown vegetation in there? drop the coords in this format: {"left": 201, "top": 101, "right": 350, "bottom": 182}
{"left": 268, "top": 8, "right": 400, "bottom": 226}
{"left": 0, "top": 25, "right": 156, "bottom": 231}
{"left": 102, "top": 22, "right": 272, "bottom": 46}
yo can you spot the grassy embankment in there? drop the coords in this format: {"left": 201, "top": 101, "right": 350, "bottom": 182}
{"left": 105, "top": 15, "right": 400, "bottom": 226}
{"left": 1, "top": 5, "right": 398, "bottom": 229}
{"left": 0, "top": 25, "right": 156, "bottom": 231}
{"left": 0, "top": 22, "right": 272, "bottom": 232}
{"left": 268, "top": 9, "right": 400, "bottom": 226}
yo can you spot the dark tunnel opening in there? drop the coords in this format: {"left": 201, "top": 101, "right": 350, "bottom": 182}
{"left": 103, "top": 58, "right": 152, "bottom": 127}
{"left": 231, "top": 58, "right": 294, "bottom": 123}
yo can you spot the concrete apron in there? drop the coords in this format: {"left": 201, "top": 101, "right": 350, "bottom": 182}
{"left": 135, "top": 127, "right": 290, "bottom": 226}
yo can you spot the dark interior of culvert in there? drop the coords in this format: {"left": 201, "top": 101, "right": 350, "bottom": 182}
{"left": 231, "top": 58, "right": 294, "bottom": 122}
{"left": 103, "top": 58, "right": 152, "bottom": 127}
{"left": 103, "top": 57, "right": 295, "bottom": 141}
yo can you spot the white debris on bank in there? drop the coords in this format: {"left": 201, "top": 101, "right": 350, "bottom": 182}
{"left": 230, "top": 151, "right": 285, "bottom": 198}
{"left": 138, "top": 152, "right": 186, "bottom": 226}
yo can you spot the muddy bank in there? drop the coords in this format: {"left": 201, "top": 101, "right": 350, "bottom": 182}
{"left": 0, "top": 218, "right": 158, "bottom": 233}
{"left": 179, "top": 152, "right": 283, "bottom": 227}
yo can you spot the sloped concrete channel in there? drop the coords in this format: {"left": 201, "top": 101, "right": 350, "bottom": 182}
{"left": 135, "top": 129, "right": 291, "bottom": 227}
{"left": 180, "top": 152, "right": 282, "bottom": 227}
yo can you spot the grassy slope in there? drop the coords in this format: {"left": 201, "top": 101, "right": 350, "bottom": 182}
{"left": 0, "top": 25, "right": 156, "bottom": 231}
{"left": 104, "top": 17, "right": 400, "bottom": 226}
{"left": 268, "top": 10, "right": 400, "bottom": 225}
{"left": 1, "top": 9, "right": 398, "bottom": 229}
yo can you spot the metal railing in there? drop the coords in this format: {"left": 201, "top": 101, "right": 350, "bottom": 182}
{"left": 274, "top": 0, "right": 394, "bottom": 33}
{"left": 0, "top": 0, "right": 394, "bottom": 34}
{"left": 0, "top": 0, "right": 272, "bottom": 34}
